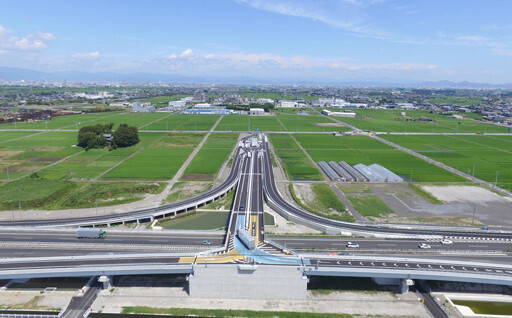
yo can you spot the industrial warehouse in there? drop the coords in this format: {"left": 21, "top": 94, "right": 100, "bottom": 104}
{"left": 318, "top": 160, "right": 404, "bottom": 182}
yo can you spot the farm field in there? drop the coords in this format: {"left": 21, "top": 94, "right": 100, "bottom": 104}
{"left": 215, "top": 115, "right": 250, "bottom": 131}
{"left": 293, "top": 134, "right": 465, "bottom": 182}
{"left": 0, "top": 178, "right": 164, "bottom": 210}
{"left": 85, "top": 112, "right": 171, "bottom": 130}
{"left": 103, "top": 132, "right": 205, "bottom": 180}
{"left": 0, "top": 111, "right": 126, "bottom": 130}
{"left": 335, "top": 109, "right": 507, "bottom": 133}
{"left": 146, "top": 114, "right": 220, "bottom": 131}
{"left": 277, "top": 114, "right": 350, "bottom": 132}
{"left": 382, "top": 134, "right": 512, "bottom": 191}
{"left": 0, "top": 131, "right": 40, "bottom": 142}
{"left": 269, "top": 133, "right": 323, "bottom": 181}
{"left": 346, "top": 195, "right": 394, "bottom": 221}
{"left": 182, "top": 133, "right": 239, "bottom": 180}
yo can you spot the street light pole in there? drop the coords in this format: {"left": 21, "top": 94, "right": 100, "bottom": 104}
{"left": 495, "top": 171, "right": 499, "bottom": 186}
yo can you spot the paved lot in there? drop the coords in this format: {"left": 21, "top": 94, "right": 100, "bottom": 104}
{"left": 92, "top": 287, "right": 430, "bottom": 317}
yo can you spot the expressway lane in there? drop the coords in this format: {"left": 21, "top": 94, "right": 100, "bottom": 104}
{"left": 0, "top": 255, "right": 184, "bottom": 272}
{"left": 306, "top": 257, "right": 512, "bottom": 276}
{"left": 0, "top": 230, "right": 224, "bottom": 246}
{"left": 270, "top": 237, "right": 512, "bottom": 251}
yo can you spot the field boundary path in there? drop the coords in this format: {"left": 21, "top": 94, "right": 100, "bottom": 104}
{"left": 156, "top": 115, "right": 226, "bottom": 204}
{"left": 93, "top": 147, "right": 146, "bottom": 181}
{"left": 287, "top": 134, "right": 364, "bottom": 222}
{"left": 312, "top": 107, "right": 512, "bottom": 198}
{"left": 138, "top": 111, "right": 178, "bottom": 130}
{"left": 4, "top": 149, "right": 85, "bottom": 182}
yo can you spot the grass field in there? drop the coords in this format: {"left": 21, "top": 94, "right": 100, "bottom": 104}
{"left": 269, "top": 133, "right": 323, "bottom": 181}
{"left": 183, "top": 133, "right": 238, "bottom": 180}
{"left": 346, "top": 195, "right": 394, "bottom": 220}
{"left": 159, "top": 212, "right": 229, "bottom": 230}
{"left": 120, "top": 306, "right": 353, "bottom": 318}
{"left": 0, "top": 178, "right": 164, "bottom": 210}
{"left": 335, "top": 109, "right": 507, "bottom": 133}
{"left": 290, "top": 184, "right": 354, "bottom": 222}
{"left": 293, "top": 134, "right": 465, "bottom": 182}
{"left": 382, "top": 134, "right": 512, "bottom": 190}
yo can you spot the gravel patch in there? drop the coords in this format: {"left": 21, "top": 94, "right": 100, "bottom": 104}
{"left": 93, "top": 288, "right": 429, "bottom": 317}
{"left": 422, "top": 185, "right": 512, "bottom": 204}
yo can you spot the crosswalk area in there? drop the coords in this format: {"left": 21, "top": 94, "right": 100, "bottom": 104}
{"left": 257, "top": 242, "right": 289, "bottom": 255}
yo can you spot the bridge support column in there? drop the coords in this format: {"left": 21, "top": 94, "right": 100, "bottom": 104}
{"left": 399, "top": 279, "right": 414, "bottom": 294}
{"left": 373, "top": 278, "right": 414, "bottom": 294}
{"left": 98, "top": 276, "right": 111, "bottom": 290}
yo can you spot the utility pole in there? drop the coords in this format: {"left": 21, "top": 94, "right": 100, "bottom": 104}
{"left": 19, "top": 202, "right": 22, "bottom": 219}
{"left": 95, "top": 199, "right": 98, "bottom": 216}
{"left": 495, "top": 171, "right": 499, "bottom": 186}
{"left": 6, "top": 167, "right": 9, "bottom": 181}
{"left": 472, "top": 204, "right": 476, "bottom": 225}
{"left": 472, "top": 162, "right": 476, "bottom": 177}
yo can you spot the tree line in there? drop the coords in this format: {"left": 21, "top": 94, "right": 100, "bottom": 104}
{"left": 77, "top": 123, "right": 139, "bottom": 150}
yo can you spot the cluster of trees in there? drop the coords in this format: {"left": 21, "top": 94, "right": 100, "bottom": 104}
{"left": 77, "top": 123, "right": 139, "bottom": 150}
{"left": 225, "top": 103, "right": 274, "bottom": 112}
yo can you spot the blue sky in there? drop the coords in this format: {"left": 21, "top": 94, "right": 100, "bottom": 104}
{"left": 1, "top": 0, "right": 511, "bottom": 83}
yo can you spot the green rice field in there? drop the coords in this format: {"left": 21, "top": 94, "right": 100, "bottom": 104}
{"left": 382, "top": 134, "right": 512, "bottom": 190}
{"left": 183, "top": 133, "right": 239, "bottom": 180}
{"left": 277, "top": 114, "right": 350, "bottom": 132}
{"left": 146, "top": 114, "right": 220, "bottom": 131}
{"left": 293, "top": 134, "right": 465, "bottom": 182}
{"left": 335, "top": 109, "right": 508, "bottom": 133}
{"left": 0, "top": 111, "right": 126, "bottom": 130}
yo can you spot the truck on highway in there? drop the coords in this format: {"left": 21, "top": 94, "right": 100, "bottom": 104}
{"left": 76, "top": 228, "right": 106, "bottom": 239}
{"left": 237, "top": 227, "right": 255, "bottom": 250}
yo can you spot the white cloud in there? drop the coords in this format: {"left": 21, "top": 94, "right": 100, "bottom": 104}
{"left": 35, "top": 32, "right": 57, "bottom": 41}
{"left": 180, "top": 48, "right": 194, "bottom": 58}
{"left": 0, "top": 25, "right": 14, "bottom": 37}
{"left": 168, "top": 53, "right": 177, "bottom": 59}
{"left": 0, "top": 25, "right": 56, "bottom": 52}
{"left": 236, "top": 0, "right": 420, "bottom": 44}
{"left": 71, "top": 51, "right": 101, "bottom": 60}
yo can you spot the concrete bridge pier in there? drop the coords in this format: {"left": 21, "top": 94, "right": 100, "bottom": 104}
{"left": 373, "top": 277, "right": 414, "bottom": 294}
{"left": 98, "top": 275, "right": 111, "bottom": 290}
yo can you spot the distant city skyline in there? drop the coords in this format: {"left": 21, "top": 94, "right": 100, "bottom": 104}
{"left": 1, "top": 0, "right": 511, "bottom": 84}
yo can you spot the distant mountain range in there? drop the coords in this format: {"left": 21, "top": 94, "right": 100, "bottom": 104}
{"left": 1, "top": 66, "right": 511, "bottom": 88}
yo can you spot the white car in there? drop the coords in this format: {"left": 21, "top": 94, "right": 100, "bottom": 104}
{"left": 418, "top": 243, "right": 431, "bottom": 249}
{"left": 440, "top": 239, "right": 453, "bottom": 244}
{"left": 346, "top": 242, "right": 359, "bottom": 248}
